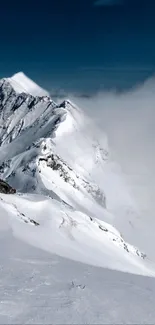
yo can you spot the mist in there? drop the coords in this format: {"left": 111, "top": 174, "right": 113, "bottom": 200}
{"left": 68, "top": 77, "right": 155, "bottom": 217}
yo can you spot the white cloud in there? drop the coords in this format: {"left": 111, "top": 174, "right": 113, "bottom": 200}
{"left": 65, "top": 75, "right": 155, "bottom": 216}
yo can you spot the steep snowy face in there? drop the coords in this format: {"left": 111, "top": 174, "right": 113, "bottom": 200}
{"left": 0, "top": 79, "right": 55, "bottom": 148}
{"left": 0, "top": 78, "right": 57, "bottom": 149}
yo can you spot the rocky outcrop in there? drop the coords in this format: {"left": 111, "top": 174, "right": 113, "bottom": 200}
{"left": 38, "top": 152, "right": 106, "bottom": 208}
{"left": 0, "top": 179, "right": 16, "bottom": 194}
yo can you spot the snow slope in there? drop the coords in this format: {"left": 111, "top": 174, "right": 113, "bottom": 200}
{"left": 1, "top": 232, "right": 155, "bottom": 324}
{"left": 1, "top": 193, "right": 153, "bottom": 276}
{"left": 0, "top": 72, "right": 155, "bottom": 281}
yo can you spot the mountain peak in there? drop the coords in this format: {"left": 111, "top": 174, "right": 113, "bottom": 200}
{"left": 7, "top": 71, "right": 49, "bottom": 97}
{"left": 12, "top": 71, "right": 27, "bottom": 79}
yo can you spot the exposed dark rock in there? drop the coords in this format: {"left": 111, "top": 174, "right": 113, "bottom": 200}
{"left": 0, "top": 179, "right": 16, "bottom": 194}
{"left": 123, "top": 243, "right": 129, "bottom": 253}
{"left": 99, "top": 224, "right": 108, "bottom": 232}
{"left": 29, "top": 219, "right": 40, "bottom": 226}
{"left": 70, "top": 281, "right": 85, "bottom": 290}
{"left": 136, "top": 249, "right": 146, "bottom": 259}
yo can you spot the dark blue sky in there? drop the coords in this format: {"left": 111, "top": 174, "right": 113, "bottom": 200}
{"left": 0, "top": 0, "right": 155, "bottom": 92}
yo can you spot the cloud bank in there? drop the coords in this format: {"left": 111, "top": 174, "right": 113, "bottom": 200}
{"left": 66, "top": 76, "right": 155, "bottom": 218}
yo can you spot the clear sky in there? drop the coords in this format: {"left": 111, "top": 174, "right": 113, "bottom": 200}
{"left": 0, "top": 0, "right": 155, "bottom": 92}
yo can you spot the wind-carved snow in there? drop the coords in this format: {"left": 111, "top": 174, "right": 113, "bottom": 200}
{"left": 0, "top": 193, "right": 152, "bottom": 277}
{"left": 0, "top": 73, "right": 154, "bottom": 278}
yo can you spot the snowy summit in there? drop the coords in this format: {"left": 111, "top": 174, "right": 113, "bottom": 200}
{"left": 8, "top": 72, "right": 49, "bottom": 96}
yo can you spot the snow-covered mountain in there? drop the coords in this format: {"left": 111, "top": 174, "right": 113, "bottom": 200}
{"left": 0, "top": 72, "right": 154, "bottom": 278}
{"left": 1, "top": 72, "right": 155, "bottom": 323}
